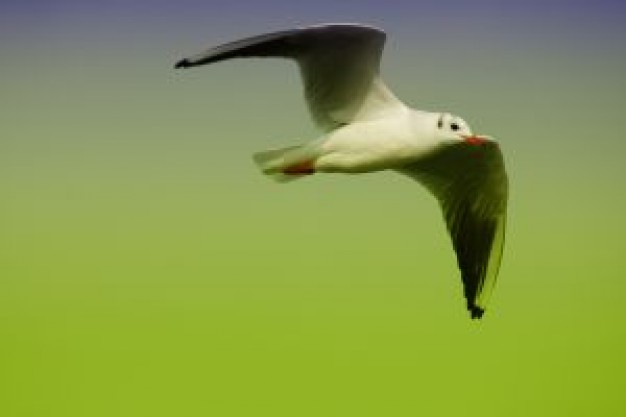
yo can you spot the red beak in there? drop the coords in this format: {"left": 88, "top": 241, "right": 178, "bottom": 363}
{"left": 462, "top": 135, "right": 488, "bottom": 146}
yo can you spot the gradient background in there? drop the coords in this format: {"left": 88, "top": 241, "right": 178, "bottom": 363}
{"left": 1, "top": 1, "right": 625, "bottom": 415}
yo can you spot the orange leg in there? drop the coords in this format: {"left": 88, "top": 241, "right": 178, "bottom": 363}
{"left": 283, "top": 160, "right": 316, "bottom": 175}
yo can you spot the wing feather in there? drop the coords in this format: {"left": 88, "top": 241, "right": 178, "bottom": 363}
{"left": 398, "top": 141, "right": 508, "bottom": 319}
{"left": 175, "top": 24, "right": 403, "bottom": 130}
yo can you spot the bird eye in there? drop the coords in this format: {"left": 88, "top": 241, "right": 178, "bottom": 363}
{"left": 450, "top": 123, "right": 460, "bottom": 131}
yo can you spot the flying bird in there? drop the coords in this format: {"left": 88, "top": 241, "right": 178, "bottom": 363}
{"left": 175, "top": 24, "right": 508, "bottom": 319}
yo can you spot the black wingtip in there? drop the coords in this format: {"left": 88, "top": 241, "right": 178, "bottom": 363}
{"left": 174, "top": 59, "right": 190, "bottom": 69}
{"left": 469, "top": 305, "right": 485, "bottom": 320}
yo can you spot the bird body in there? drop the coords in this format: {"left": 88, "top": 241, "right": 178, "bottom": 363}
{"left": 175, "top": 23, "right": 509, "bottom": 319}
{"left": 307, "top": 108, "right": 441, "bottom": 174}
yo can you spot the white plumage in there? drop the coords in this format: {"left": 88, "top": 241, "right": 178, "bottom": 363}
{"left": 175, "top": 23, "right": 509, "bottom": 319}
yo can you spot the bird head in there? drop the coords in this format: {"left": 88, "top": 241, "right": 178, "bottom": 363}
{"left": 435, "top": 113, "right": 488, "bottom": 146}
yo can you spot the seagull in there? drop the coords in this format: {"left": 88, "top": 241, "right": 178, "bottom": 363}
{"left": 175, "top": 23, "right": 508, "bottom": 319}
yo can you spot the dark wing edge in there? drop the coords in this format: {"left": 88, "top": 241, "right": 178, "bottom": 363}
{"left": 174, "top": 28, "right": 300, "bottom": 69}
{"left": 398, "top": 141, "right": 509, "bottom": 319}
{"left": 174, "top": 23, "right": 385, "bottom": 69}
{"left": 445, "top": 191, "right": 507, "bottom": 319}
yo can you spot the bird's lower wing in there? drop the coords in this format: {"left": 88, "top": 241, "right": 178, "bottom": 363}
{"left": 397, "top": 141, "right": 508, "bottom": 319}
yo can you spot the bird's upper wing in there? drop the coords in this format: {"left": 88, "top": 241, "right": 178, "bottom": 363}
{"left": 397, "top": 140, "right": 508, "bottom": 319}
{"left": 175, "top": 24, "right": 404, "bottom": 130}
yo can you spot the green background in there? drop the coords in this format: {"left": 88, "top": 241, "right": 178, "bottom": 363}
{"left": 1, "top": 1, "right": 625, "bottom": 415}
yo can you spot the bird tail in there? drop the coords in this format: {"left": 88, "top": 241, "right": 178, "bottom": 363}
{"left": 252, "top": 144, "right": 318, "bottom": 183}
